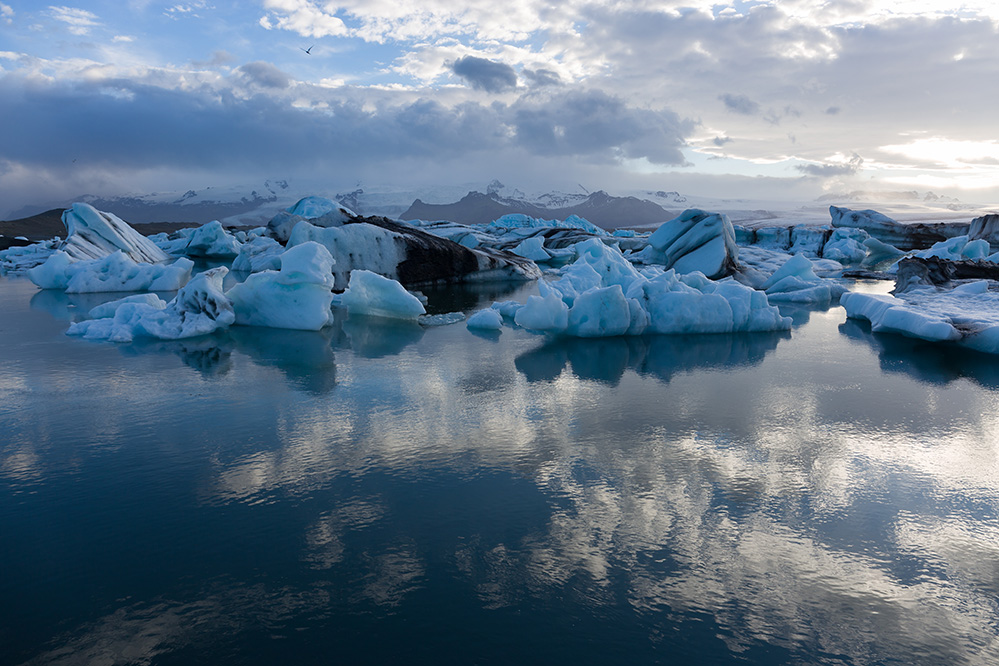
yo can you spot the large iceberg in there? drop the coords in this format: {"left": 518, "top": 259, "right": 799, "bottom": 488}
{"left": 633, "top": 209, "right": 739, "bottom": 279}
{"left": 226, "top": 242, "right": 336, "bottom": 330}
{"left": 289, "top": 216, "right": 541, "bottom": 290}
{"left": 487, "top": 213, "right": 607, "bottom": 236}
{"left": 829, "top": 206, "right": 966, "bottom": 250}
{"left": 59, "top": 203, "right": 169, "bottom": 263}
{"left": 503, "top": 238, "right": 789, "bottom": 337}
{"left": 66, "top": 267, "right": 235, "bottom": 342}
{"left": 28, "top": 250, "right": 194, "bottom": 293}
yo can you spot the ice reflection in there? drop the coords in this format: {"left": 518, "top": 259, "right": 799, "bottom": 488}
{"left": 839, "top": 318, "right": 999, "bottom": 388}
{"left": 516, "top": 331, "right": 789, "bottom": 385}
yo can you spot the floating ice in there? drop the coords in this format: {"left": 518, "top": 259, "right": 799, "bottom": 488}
{"left": 28, "top": 250, "right": 194, "bottom": 293}
{"left": 822, "top": 228, "right": 869, "bottom": 264}
{"left": 59, "top": 203, "right": 169, "bottom": 263}
{"left": 340, "top": 269, "right": 427, "bottom": 321}
{"left": 226, "top": 242, "right": 336, "bottom": 330}
{"left": 841, "top": 282, "right": 999, "bottom": 354}
{"left": 512, "top": 235, "right": 552, "bottom": 262}
{"left": 162, "top": 220, "right": 243, "bottom": 258}
{"left": 67, "top": 267, "right": 234, "bottom": 342}
{"left": 290, "top": 218, "right": 540, "bottom": 290}
{"left": 508, "top": 239, "right": 789, "bottom": 337}
{"left": 761, "top": 254, "right": 848, "bottom": 304}
{"left": 231, "top": 236, "right": 285, "bottom": 273}
{"left": 268, "top": 196, "right": 356, "bottom": 242}
{"left": 466, "top": 308, "right": 504, "bottom": 330}
{"left": 488, "top": 213, "right": 607, "bottom": 236}
{"left": 634, "top": 209, "right": 739, "bottom": 279}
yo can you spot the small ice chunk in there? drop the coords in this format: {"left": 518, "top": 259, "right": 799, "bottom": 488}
{"left": 467, "top": 308, "right": 504, "bottom": 330}
{"left": 512, "top": 235, "right": 551, "bottom": 262}
{"left": 340, "top": 269, "right": 427, "bottom": 321}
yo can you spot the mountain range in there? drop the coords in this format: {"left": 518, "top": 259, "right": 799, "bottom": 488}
{"left": 400, "top": 190, "right": 674, "bottom": 230}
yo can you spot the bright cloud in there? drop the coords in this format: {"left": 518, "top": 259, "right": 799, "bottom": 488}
{"left": 48, "top": 6, "right": 101, "bottom": 35}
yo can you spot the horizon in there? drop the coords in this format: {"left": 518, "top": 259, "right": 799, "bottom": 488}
{"left": 2, "top": 2, "right": 999, "bottom": 215}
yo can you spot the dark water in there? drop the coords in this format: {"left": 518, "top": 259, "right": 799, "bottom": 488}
{"left": 2, "top": 276, "right": 998, "bottom": 666}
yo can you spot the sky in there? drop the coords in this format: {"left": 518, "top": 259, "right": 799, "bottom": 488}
{"left": 1, "top": 1, "right": 999, "bottom": 215}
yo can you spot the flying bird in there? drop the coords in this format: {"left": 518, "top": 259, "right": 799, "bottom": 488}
{"left": 300, "top": 45, "right": 313, "bottom": 55}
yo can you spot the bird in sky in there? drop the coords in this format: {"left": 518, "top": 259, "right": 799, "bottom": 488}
{"left": 300, "top": 45, "right": 314, "bottom": 55}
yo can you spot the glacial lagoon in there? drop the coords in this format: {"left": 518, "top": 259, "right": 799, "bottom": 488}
{"left": 2, "top": 275, "right": 998, "bottom": 665}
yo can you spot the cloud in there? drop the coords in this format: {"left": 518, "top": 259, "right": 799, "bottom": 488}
{"left": 258, "top": 0, "right": 348, "bottom": 39}
{"left": 238, "top": 62, "right": 292, "bottom": 89}
{"left": 48, "top": 6, "right": 101, "bottom": 35}
{"left": 719, "top": 93, "right": 760, "bottom": 115}
{"left": 713, "top": 136, "right": 733, "bottom": 147}
{"left": 522, "top": 68, "right": 562, "bottom": 88}
{"left": 450, "top": 56, "right": 518, "bottom": 93}
{"left": 1, "top": 3, "right": 12, "bottom": 24}
{"left": 796, "top": 153, "right": 864, "bottom": 177}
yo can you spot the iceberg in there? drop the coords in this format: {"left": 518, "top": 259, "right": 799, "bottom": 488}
{"left": 829, "top": 205, "right": 966, "bottom": 250}
{"left": 466, "top": 307, "right": 504, "bottom": 331}
{"left": 160, "top": 220, "right": 243, "bottom": 258}
{"left": 59, "top": 203, "right": 169, "bottom": 263}
{"left": 267, "top": 196, "right": 357, "bottom": 242}
{"left": 841, "top": 271, "right": 999, "bottom": 354}
{"left": 487, "top": 213, "right": 607, "bottom": 236}
{"left": 66, "top": 267, "right": 235, "bottom": 342}
{"left": 226, "top": 242, "right": 336, "bottom": 330}
{"left": 340, "top": 269, "right": 427, "bottom": 321}
{"left": 508, "top": 238, "right": 789, "bottom": 337}
{"left": 635, "top": 209, "right": 739, "bottom": 279}
{"left": 289, "top": 216, "right": 541, "bottom": 290}
{"left": 762, "top": 254, "right": 848, "bottom": 304}
{"left": 28, "top": 250, "right": 194, "bottom": 293}
{"left": 511, "top": 235, "right": 552, "bottom": 262}
{"left": 231, "top": 235, "right": 285, "bottom": 273}
{"left": 822, "top": 228, "right": 869, "bottom": 264}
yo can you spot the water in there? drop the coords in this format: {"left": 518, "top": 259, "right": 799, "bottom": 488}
{"left": 2, "top": 275, "right": 998, "bottom": 665}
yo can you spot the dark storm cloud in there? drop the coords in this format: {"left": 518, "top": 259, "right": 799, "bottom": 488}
{"left": 450, "top": 56, "right": 518, "bottom": 93}
{"left": 238, "top": 61, "right": 291, "bottom": 89}
{"left": 0, "top": 78, "right": 695, "bottom": 175}
{"left": 719, "top": 93, "right": 760, "bottom": 115}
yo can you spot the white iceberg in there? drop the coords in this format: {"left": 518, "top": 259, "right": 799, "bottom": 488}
{"left": 59, "top": 203, "right": 169, "bottom": 263}
{"left": 510, "top": 238, "right": 789, "bottom": 337}
{"left": 226, "top": 242, "right": 336, "bottom": 330}
{"left": 841, "top": 281, "right": 999, "bottom": 354}
{"left": 512, "top": 235, "right": 552, "bottom": 262}
{"left": 161, "top": 220, "right": 243, "bottom": 258}
{"left": 466, "top": 308, "right": 504, "bottom": 331}
{"left": 635, "top": 209, "right": 739, "bottom": 279}
{"left": 67, "top": 267, "right": 235, "bottom": 342}
{"left": 340, "top": 269, "right": 427, "bottom": 321}
{"left": 28, "top": 250, "right": 194, "bottom": 293}
{"left": 762, "top": 254, "right": 848, "bottom": 304}
{"left": 267, "top": 196, "right": 356, "bottom": 242}
{"left": 488, "top": 213, "right": 607, "bottom": 236}
{"left": 822, "top": 228, "right": 869, "bottom": 264}
{"left": 231, "top": 235, "right": 285, "bottom": 273}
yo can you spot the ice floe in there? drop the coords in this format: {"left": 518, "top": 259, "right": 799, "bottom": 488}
{"left": 28, "top": 250, "right": 194, "bottom": 293}
{"left": 226, "top": 242, "right": 336, "bottom": 330}
{"left": 155, "top": 220, "right": 243, "bottom": 258}
{"left": 496, "top": 238, "right": 789, "bottom": 337}
{"left": 66, "top": 267, "right": 234, "bottom": 342}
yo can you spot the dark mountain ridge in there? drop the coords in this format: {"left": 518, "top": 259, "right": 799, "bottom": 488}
{"left": 400, "top": 190, "right": 673, "bottom": 230}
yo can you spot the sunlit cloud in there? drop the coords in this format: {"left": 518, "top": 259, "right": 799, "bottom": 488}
{"left": 48, "top": 5, "right": 101, "bottom": 35}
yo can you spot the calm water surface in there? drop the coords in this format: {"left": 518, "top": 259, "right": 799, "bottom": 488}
{"left": 1, "top": 275, "right": 998, "bottom": 665}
